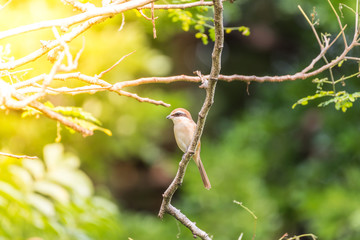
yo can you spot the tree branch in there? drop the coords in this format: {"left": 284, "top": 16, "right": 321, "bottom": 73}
{"left": 0, "top": 152, "right": 38, "bottom": 159}
{"left": 0, "top": 0, "right": 154, "bottom": 41}
{"left": 140, "top": 1, "right": 215, "bottom": 9}
{"left": 166, "top": 204, "right": 212, "bottom": 239}
{"left": 158, "top": 0, "right": 223, "bottom": 238}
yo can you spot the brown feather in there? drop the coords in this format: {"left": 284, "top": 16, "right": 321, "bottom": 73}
{"left": 194, "top": 145, "right": 211, "bottom": 190}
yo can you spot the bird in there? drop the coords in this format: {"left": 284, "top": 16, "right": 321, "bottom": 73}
{"left": 166, "top": 108, "right": 211, "bottom": 190}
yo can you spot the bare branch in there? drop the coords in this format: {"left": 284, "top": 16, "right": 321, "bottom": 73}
{"left": 327, "top": 0, "right": 348, "bottom": 48}
{"left": 355, "top": 0, "right": 359, "bottom": 39}
{"left": 118, "top": 13, "right": 126, "bottom": 31}
{"left": 166, "top": 204, "right": 212, "bottom": 240}
{"left": 60, "top": 0, "right": 95, "bottom": 12}
{"left": 0, "top": 16, "right": 104, "bottom": 70}
{"left": 0, "top": 0, "right": 154, "bottom": 41}
{"left": 345, "top": 56, "right": 360, "bottom": 61}
{"left": 0, "top": 0, "right": 12, "bottom": 11}
{"left": 151, "top": 2, "right": 157, "bottom": 38}
{"left": 298, "top": 6, "right": 323, "bottom": 48}
{"left": 0, "top": 152, "right": 38, "bottom": 159}
{"left": 96, "top": 51, "right": 136, "bottom": 79}
{"left": 117, "top": 90, "right": 170, "bottom": 106}
{"left": 140, "top": 1, "right": 214, "bottom": 9}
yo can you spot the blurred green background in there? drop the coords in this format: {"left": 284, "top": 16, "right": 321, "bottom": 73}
{"left": 0, "top": 0, "right": 360, "bottom": 239}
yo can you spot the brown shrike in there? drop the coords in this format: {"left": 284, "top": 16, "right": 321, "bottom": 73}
{"left": 166, "top": 108, "right": 211, "bottom": 190}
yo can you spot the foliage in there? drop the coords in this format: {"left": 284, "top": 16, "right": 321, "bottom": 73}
{"left": 0, "top": 143, "right": 122, "bottom": 240}
{"left": 21, "top": 102, "right": 112, "bottom": 139}
{"left": 292, "top": 2, "right": 360, "bottom": 113}
{"left": 293, "top": 72, "right": 360, "bottom": 112}
{"left": 292, "top": 90, "right": 360, "bottom": 112}
{"left": 168, "top": 7, "right": 250, "bottom": 44}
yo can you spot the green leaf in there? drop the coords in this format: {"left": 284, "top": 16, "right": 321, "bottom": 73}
{"left": 208, "top": 28, "right": 215, "bottom": 42}
{"left": 292, "top": 91, "right": 334, "bottom": 109}
{"left": 335, "top": 101, "right": 341, "bottom": 110}
{"left": 52, "top": 106, "right": 101, "bottom": 125}
{"left": 338, "top": 59, "right": 346, "bottom": 67}
{"left": 21, "top": 107, "right": 41, "bottom": 118}
{"left": 349, "top": 94, "right": 355, "bottom": 102}
{"left": 239, "top": 26, "right": 250, "bottom": 36}
{"left": 195, "top": 32, "right": 203, "bottom": 39}
{"left": 182, "top": 22, "right": 190, "bottom": 32}
{"left": 67, "top": 117, "right": 112, "bottom": 136}
{"left": 201, "top": 35, "right": 209, "bottom": 45}
{"left": 194, "top": 24, "right": 204, "bottom": 32}
{"left": 171, "top": 16, "right": 179, "bottom": 22}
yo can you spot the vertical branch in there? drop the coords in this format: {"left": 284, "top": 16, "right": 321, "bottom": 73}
{"left": 158, "top": 0, "right": 224, "bottom": 238}
{"left": 151, "top": 2, "right": 157, "bottom": 38}
{"left": 355, "top": 0, "right": 359, "bottom": 39}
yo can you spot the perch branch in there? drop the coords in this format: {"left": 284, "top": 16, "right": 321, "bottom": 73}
{"left": 158, "top": 0, "right": 223, "bottom": 238}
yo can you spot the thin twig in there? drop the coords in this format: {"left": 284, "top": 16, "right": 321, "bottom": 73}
{"left": 0, "top": 15, "right": 105, "bottom": 71}
{"left": 116, "top": 90, "right": 170, "bottom": 107}
{"left": 354, "top": 0, "right": 359, "bottom": 40}
{"left": 0, "top": 152, "right": 38, "bottom": 159}
{"left": 166, "top": 204, "right": 211, "bottom": 239}
{"left": 96, "top": 51, "right": 136, "bottom": 79}
{"left": 118, "top": 13, "right": 126, "bottom": 31}
{"left": 140, "top": 1, "right": 214, "bottom": 9}
{"left": 137, "top": 9, "right": 154, "bottom": 20}
{"left": 0, "top": 0, "right": 12, "bottom": 11}
{"left": 298, "top": 6, "right": 323, "bottom": 48}
{"left": 298, "top": 4, "right": 338, "bottom": 91}
{"left": 151, "top": 2, "right": 157, "bottom": 38}
{"left": 327, "top": 0, "right": 348, "bottom": 48}
{"left": 234, "top": 201, "right": 257, "bottom": 240}
{"left": 61, "top": 0, "right": 95, "bottom": 12}
{"left": 345, "top": 56, "right": 360, "bottom": 61}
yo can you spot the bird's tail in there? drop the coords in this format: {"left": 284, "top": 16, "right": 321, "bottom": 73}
{"left": 194, "top": 156, "right": 211, "bottom": 190}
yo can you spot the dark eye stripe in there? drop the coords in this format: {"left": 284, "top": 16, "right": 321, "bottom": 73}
{"left": 173, "top": 111, "right": 186, "bottom": 117}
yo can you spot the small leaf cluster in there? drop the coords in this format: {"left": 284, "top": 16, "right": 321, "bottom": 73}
{"left": 22, "top": 102, "right": 112, "bottom": 139}
{"left": 293, "top": 68, "right": 360, "bottom": 112}
{"left": 292, "top": 90, "right": 360, "bottom": 112}
{"left": 168, "top": 7, "right": 250, "bottom": 44}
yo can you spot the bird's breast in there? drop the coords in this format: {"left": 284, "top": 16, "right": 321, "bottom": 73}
{"left": 173, "top": 119, "right": 196, "bottom": 153}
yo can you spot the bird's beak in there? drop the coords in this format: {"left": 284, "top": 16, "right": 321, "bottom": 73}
{"left": 166, "top": 114, "right": 172, "bottom": 119}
